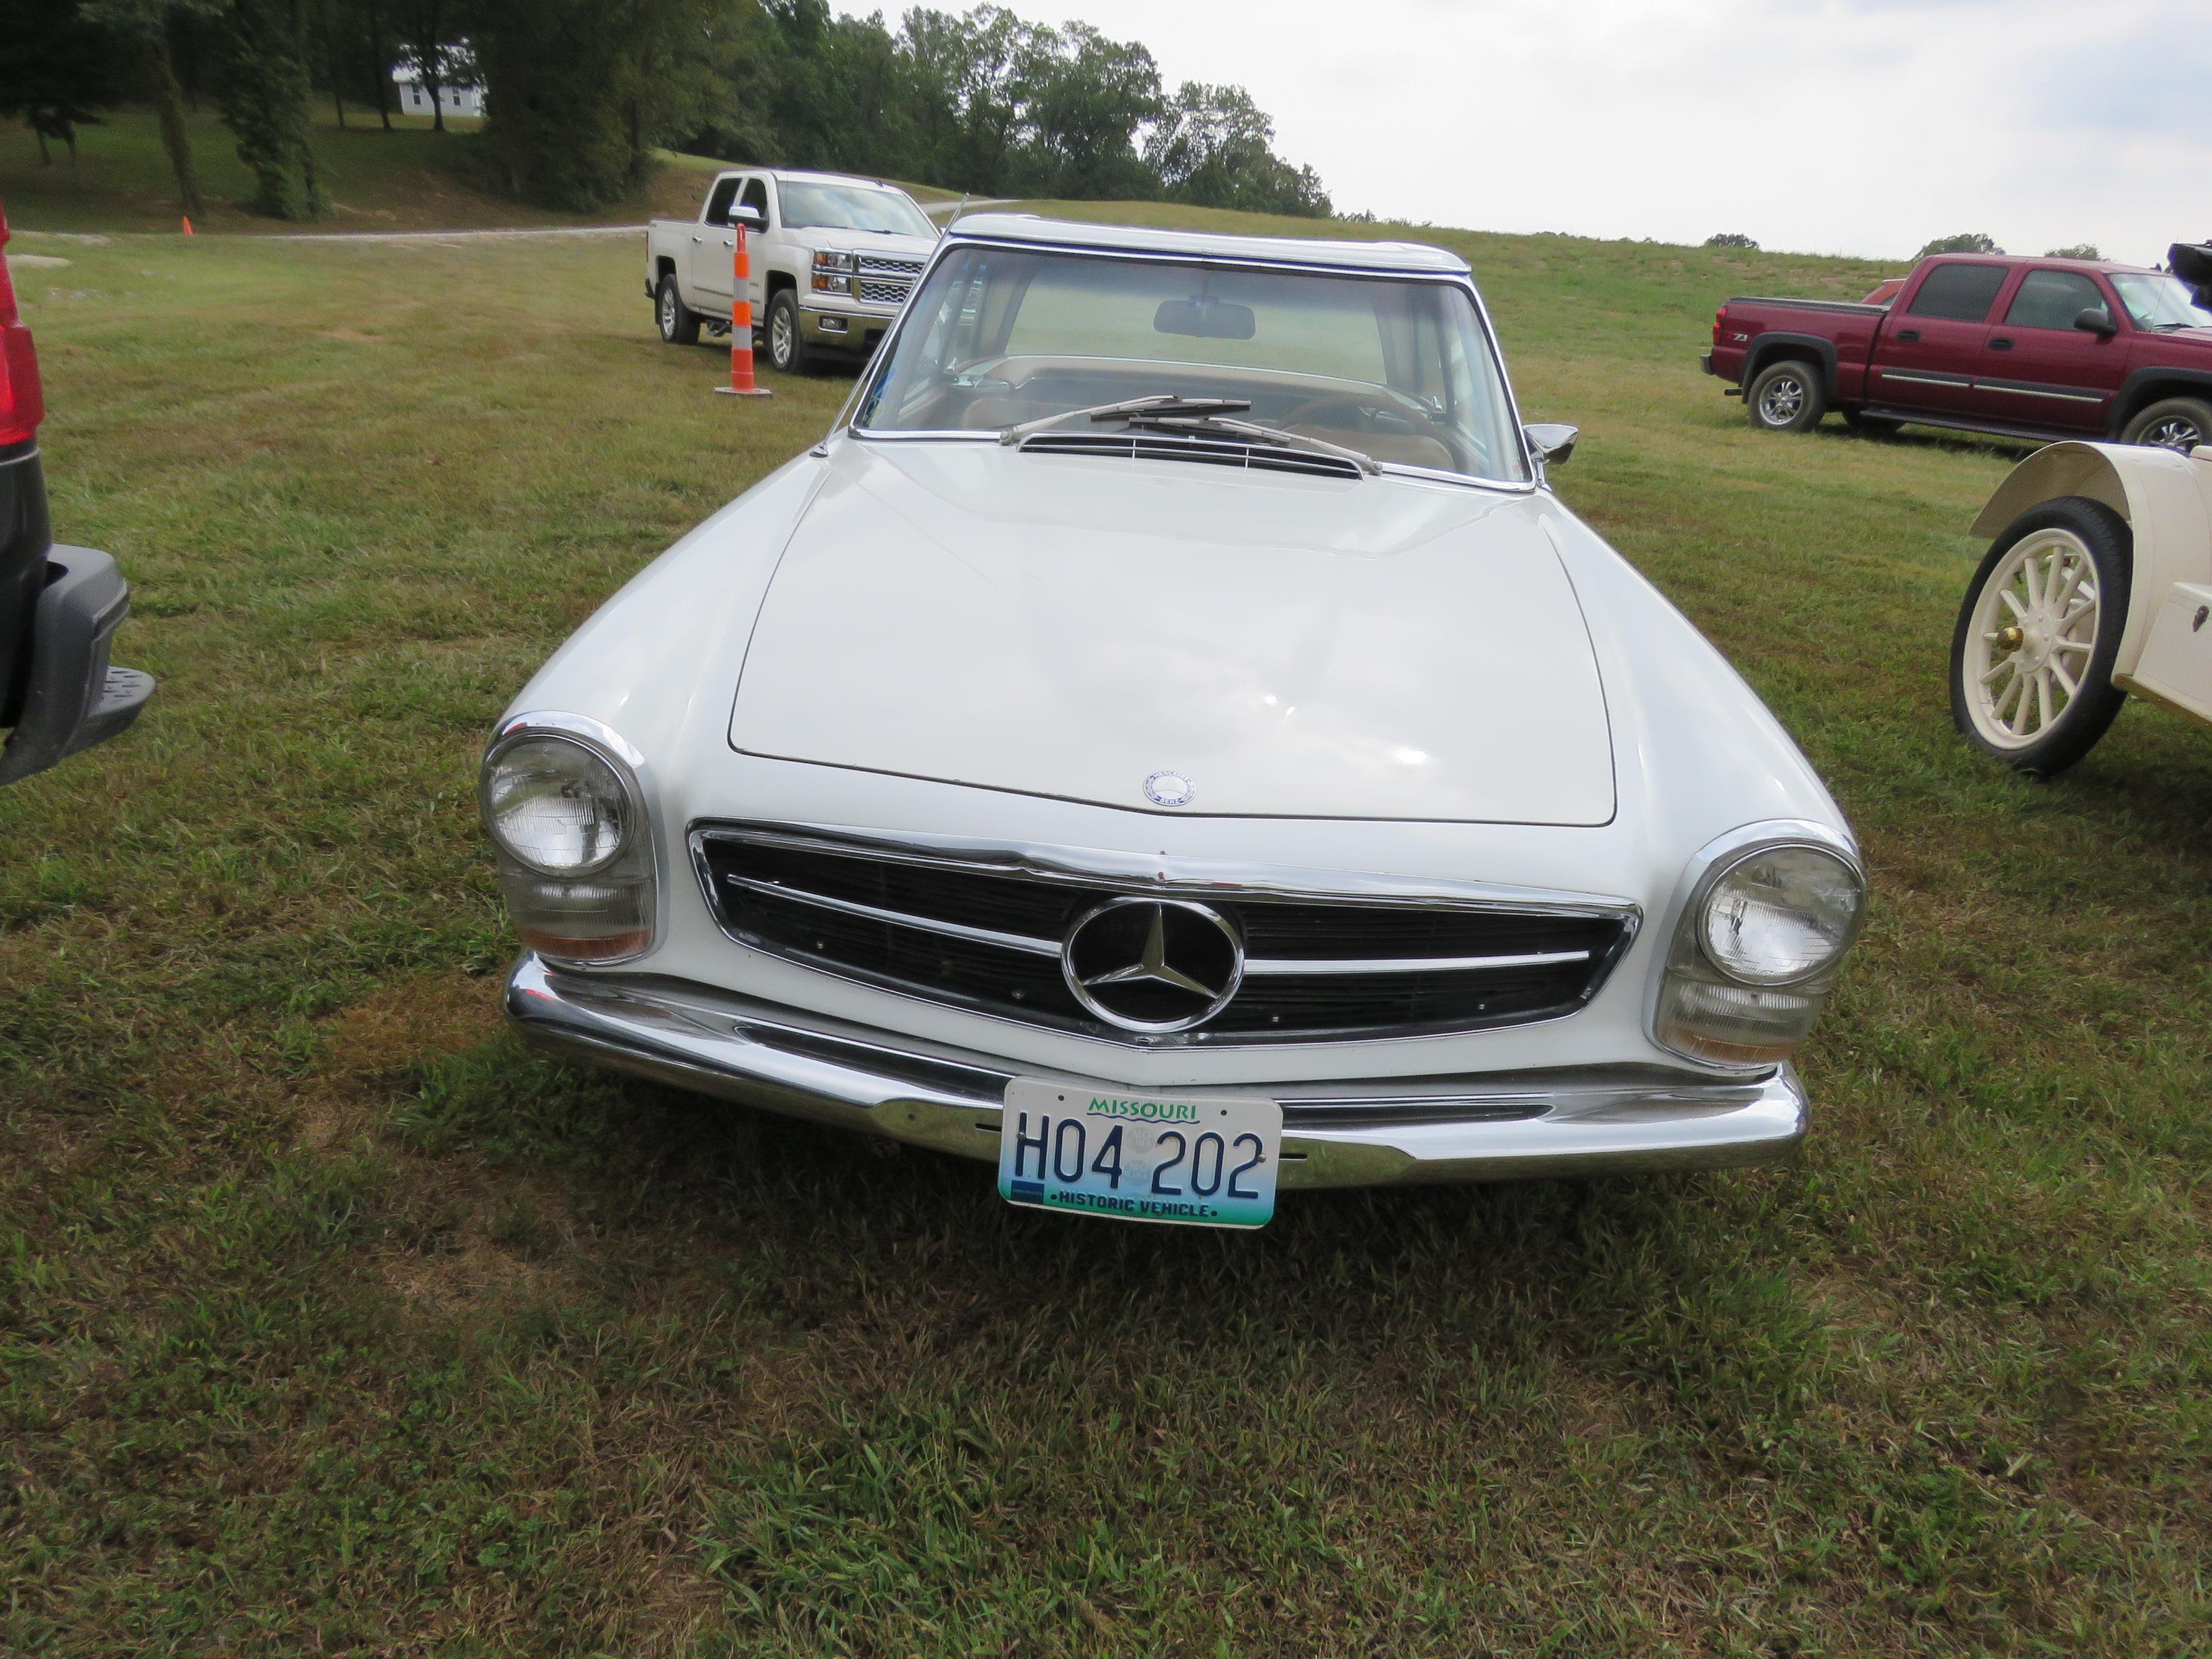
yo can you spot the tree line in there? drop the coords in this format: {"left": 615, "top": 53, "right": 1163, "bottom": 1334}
{"left": 3, "top": 0, "right": 1331, "bottom": 222}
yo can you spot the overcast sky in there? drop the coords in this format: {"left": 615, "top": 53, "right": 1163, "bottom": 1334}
{"left": 848, "top": 0, "right": 2207, "bottom": 266}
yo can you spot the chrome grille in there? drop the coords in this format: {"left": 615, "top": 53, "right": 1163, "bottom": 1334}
{"left": 857, "top": 279, "right": 914, "bottom": 306}
{"left": 857, "top": 255, "right": 924, "bottom": 278}
{"left": 691, "top": 826, "right": 1637, "bottom": 1046}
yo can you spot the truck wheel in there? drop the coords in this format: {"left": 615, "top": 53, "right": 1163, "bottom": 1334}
{"left": 657, "top": 274, "right": 701, "bottom": 346}
{"left": 1950, "top": 497, "right": 2131, "bottom": 777}
{"left": 1746, "top": 360, "right": 1826, "bottom": 432}
{"left": 766, "top": 289, "right": 811, "bottom": 374}
{"left": 2119, "top": 396, "right": 2212, "bottom": 453}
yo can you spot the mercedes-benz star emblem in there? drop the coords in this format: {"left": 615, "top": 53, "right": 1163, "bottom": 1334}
{"left": 1144, "top": 770, "right": 1195, "bottom": 808}
{"left": 1061, "top": 897, "right": 1244, "bottom": 1034}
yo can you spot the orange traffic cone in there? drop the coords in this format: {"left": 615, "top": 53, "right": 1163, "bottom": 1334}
{"left": 182, "top": 216, "right": 194, "bottom": 236}
{"left": 714, "top": 224, "right": 772, "bottom": 398}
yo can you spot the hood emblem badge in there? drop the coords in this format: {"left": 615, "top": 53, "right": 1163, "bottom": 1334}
{"left": 1062, "top": 897, "right": 1245, "bottom": 1033}
{"left": 1144, "top": 769, "right": 1195, "bottom": 808}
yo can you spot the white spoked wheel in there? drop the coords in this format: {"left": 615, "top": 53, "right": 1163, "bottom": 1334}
{"left": 1961, "top": 527, "right": 2100, "bottom": 750}
{"left": 1950, "top": 498, "right": 2131, "bottom": 777}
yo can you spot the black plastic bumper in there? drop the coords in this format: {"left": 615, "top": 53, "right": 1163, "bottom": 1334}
{"left": 0, "top": 544, "right": 154, "bottom": 785}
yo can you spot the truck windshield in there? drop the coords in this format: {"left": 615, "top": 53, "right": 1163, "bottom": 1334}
{"left": 854, "top": 245, "right": 1528, "bottom": 484}
{"left": 779, "top": 182, "right": 935, "bottom": 239}
{"left": 2110, "top": 272, "right": 2212, "bottom": 331}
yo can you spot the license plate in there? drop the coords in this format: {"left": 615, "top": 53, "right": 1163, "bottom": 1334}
{"left": 998, "top": 1080, "right": 1282, "bottom": 1229}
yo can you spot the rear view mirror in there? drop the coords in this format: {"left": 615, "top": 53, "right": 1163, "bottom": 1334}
{"left": 2073, "top": 306, "right": 2116, "bottom": 336}
{"left": 1523, "top": 422, "right": 1578, "bottom": 466}
{"left": 1154, "top": 298, "right": 1255, "bottom": 341}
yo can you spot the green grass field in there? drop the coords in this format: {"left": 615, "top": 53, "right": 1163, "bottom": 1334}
{"left": 3, "top": 200, "right": 2209, "bottom": 1656}
{"left": 0, "top": 106, "right": 956, "bottom": 237}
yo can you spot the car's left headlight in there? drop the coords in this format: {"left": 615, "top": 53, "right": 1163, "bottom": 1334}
{"left": 811, "top": 249, "right": 856, "bottom": 292}
{"left": 480, "top": 717, "right": 657, "bottom": 964}
{"left": 1654, "top": 829, "right": 1866, "bottom": 1067}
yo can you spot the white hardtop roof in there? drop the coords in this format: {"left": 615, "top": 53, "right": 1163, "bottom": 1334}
{"left": 945, "top": 213, "right": 1470, "bottom": 276}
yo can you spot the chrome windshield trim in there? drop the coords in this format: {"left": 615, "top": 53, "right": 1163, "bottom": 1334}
{"left": 1244, "top": 949, "right": 1593, "bottom": 977}
{"left": 716, "top": 870, "right": 1063, "bottom": 958}
{"left": 830, "top": 235, "right": 1538, "bottom": 484}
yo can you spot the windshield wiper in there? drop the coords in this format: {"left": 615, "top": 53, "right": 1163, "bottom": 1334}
{"left": 999, "top": 394, "right": 1253, "bottom": 445}
{"left": 1128, "top": 411, "right": 1382, "bottom": 476}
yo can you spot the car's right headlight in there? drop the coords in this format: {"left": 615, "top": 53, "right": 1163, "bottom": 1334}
{"left": 1653, "top": 829, "right": 1866, "bottom": 1067}
{"left": 480, "top": 716, "right": 657, "bottom": 964}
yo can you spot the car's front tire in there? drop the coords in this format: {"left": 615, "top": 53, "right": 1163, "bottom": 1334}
{"left": 2119, "top": 396, "right": 2212, "bottom": 453}
{"left": 1746, "top": 359, "right": 1826, "bottom": 433}
{"left": 766, "top": 289, "right": 811, "bottom": 374}
{"left": 1950, "top": 497, "right": 2131, "bottom": 776}
{"left": 657, "top": 274, "right": 700, "bottom": 346}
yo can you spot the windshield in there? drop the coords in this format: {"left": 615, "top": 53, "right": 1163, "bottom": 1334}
{"left": 778, "top": 182, "right": 935, "bottom": 239}
{"left": 2111, "top": 272, "right": 2212, "bottom": 330}
{"left": 854, "top": 245, "right": 1529, "bottom": 484}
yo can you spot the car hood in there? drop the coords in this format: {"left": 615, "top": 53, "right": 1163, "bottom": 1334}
{"left": 729, "top": 441, "right": 1616, "bottom": 824}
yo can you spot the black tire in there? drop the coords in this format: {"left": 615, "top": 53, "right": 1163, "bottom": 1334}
{"left": 656, "top": 273, "right": 700, "bottom": 346}
{"left": 1949, "top": 497, "right": 2132, "bottom": 777}
{"left": 1842, "top": 408, "right": 1902, "bottom": 434}
{"left": 765, "top": 289, "right": 811, "bottom": 374}
{"left": 2119, "top": 395, "right": 2212, "bottom": 453}
{"left": 1746, "top": 359, "right": 1826, "bottom": 432}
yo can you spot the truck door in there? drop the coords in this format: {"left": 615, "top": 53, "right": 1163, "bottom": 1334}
{"left": 737, "top": 178, "right": 771, "bottom": 312}
{"left": 1867, "top": 261, "right": 2008, "bottom": 415}
{"left": 689, "top": 176, "right": 742, "bottom": 310}
{"left": 1977, "top": 268, "right": 2128, "bottom": 432}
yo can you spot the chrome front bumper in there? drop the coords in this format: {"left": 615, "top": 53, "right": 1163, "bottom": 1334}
{"left": 505, "top": 955, "right": 1807, "bottom": 1188}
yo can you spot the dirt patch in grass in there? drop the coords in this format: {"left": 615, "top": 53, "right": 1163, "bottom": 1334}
{"left": 328, "top": 967, "right": 507, "bottom": 1078}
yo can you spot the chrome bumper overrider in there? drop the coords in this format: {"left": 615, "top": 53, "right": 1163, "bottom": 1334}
{"left": 505, "top": 955, "right": 1807, "bottom": 1188}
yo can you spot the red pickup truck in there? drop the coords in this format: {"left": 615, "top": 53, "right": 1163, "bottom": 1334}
{"left": 1702, "top": 249, "right": 2212, "bottom": 451}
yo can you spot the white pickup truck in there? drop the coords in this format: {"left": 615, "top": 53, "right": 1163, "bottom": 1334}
{"left": 644, "top": 168, "right": 939, "bottom": 373}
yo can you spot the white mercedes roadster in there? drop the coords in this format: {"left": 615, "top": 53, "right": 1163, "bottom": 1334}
{"left": 483, "top": 215, "right": 1867, "bottom": 1227}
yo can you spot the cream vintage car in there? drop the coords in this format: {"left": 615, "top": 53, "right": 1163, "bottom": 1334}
{"left": 482, "top": 215, "right": 1868, "bottom": 1229}
{"left": 1950, "top": 248, "right": 2212, "bottom": 775}
{"left": 1952, "top": 451, "right": 2212, "bottom": 775}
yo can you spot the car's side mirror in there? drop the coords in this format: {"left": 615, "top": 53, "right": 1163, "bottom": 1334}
{"left": 731, "top": 203, "right": 766, "bottom": 232}
{"left": 2073, "top": 306, "right": 2116, "bottom": 336}
{"left": 1524, "top": 423, "right": 1578, "bottom": 467}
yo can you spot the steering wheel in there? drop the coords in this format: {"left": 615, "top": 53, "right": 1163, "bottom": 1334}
{"left": 1277, "top": 391, "right": 1491, "bottom": 471}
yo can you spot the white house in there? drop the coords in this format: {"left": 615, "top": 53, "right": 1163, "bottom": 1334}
{"left": 392, "top": 57, "right": 483, "bottom": 119}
